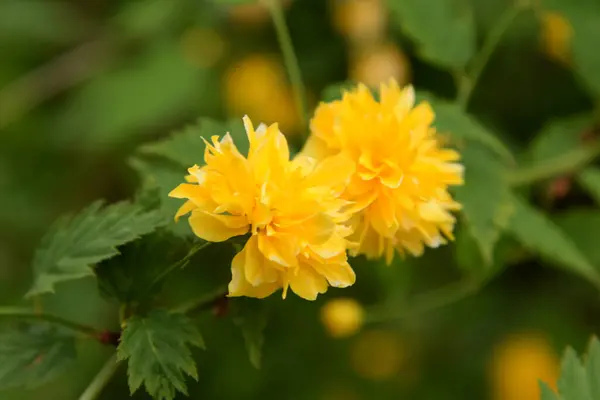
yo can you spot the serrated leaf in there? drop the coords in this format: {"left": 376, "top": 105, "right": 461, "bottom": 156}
{"left": 231, "top": 298, "right": 268, "bottom": 369}
{"left": 118, "top": 309, "right": 204, "bottom": 400}
{"left": 586, "top": 337, "right": 600, "bottom": 398}
{"left": 578, "top": 168, "right": 600, "bottom": 205}
{"left": 139, "top": 118, "right": 248, "bottom": 168}
{"left": 0, "top": 322, "right": 76, "bottom": 389}
{"left": 129, "top": 157, "right": 193, "bottom": 237}
{"left": 507, "top": 195, "right": 600, "bottom": 286}
{"left": 539, "top": 382, "right": 561, "bottom": 400}
{"left": 96, "top": 232, "right": 189, "bottom": 305}
{"left": 454, "top": 144, "right": 513, "bottom": 264}
{"left": 27, "top": 201, "right": 165, "bottom": 297}
{"left": 554, "top": 209, "right": 600, "bottom": 266}
{"left": 387, "top": 0, "right": 475, "bottom": 69}
{"left": 559, "top": 348, "right": 592, "bottom": 400}
{"left": 418, "top": 93, "right": 514, "bottom": 164}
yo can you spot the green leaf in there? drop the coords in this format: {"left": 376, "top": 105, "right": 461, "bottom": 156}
{"left": 454, "top": 144, "right": 513, "bottom": 264}
{"left": 27, "top": 201, "right": 165, "bottom": 297}
{"left": 129, "top": 157, "right": 193, "bottom": 237}
{"left": 320, "top": 82, "right": 360, "bottom": 101}
{"left": 96, "top": 232, "right": 188, "bottom": 305}
{"left": 578, "top": 167, "right": 600, "bottom": 205}
{"left": 58, "top": 41, "right": 211, "bottom": 149}
{"left": 586, "top": 337, "right": 600, "bottom": 398}
{"left": 387, "top": 0, "right": 475, "bottom": 69}
{"left": 418, "top": 93, "right": 515, "bottom": 165}
{"left": 0, "top": 322, "right": 76, "bottom": 389}
{"left": 231, "top": 298, "right": 268, "bottom": 369}
{"left": 539, "top": 382, "right": 561, "bottom": 400}
{"left": 118, "top": 309, "right": 204, "bottom": 400}
{"left": 529, "top": 115, "right": 591, "bottom": 162}
{"left": 139, "top": 118, "right": 248, "bottom": 168}
{"left": 112, "top": 0, "right": 180, "bottom": 38}
{"left": 554, "top": 209, "right": 600, "bottom": 265}
{"left": 507, "top": 195, "right": 600, "bottom": 286}
{"left": 558, "top": 348, "right": 592, "bottom": 400}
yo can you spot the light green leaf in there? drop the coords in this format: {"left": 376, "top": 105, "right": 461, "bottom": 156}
{"left": 529, "top": 115, "right": 591, "bottom": 162}
{"left": 0, "top": 322, "right": 76, "bottom": 389}
{"left": 558, "top": 348, "right": 592, "bottom": 400}
{"left": 231, "top": 298, "right": 268, "bottom": 369}
{"left": 139, "top": 118, "right": 248, "bottom": 168}
{"left": 27, "top": 201, "right": 165, "bottom": 297}
{"left": 118, "top": 309, "right": 204, "bottom": 400}
{"left": 418, "top": 93, "right": 514, "bottom": 164}
{"left": 59, "top": 41, "right": 209, "bottom": 149}
{"left": 554, "top": 209, "right": 600, "bottom": 266}
{"left": 586, "top": 337, "right": 600, "bottom": 398}
{"left": 454, "top": 144, "right": 513, "bottom": 264}
{"left": 507, "top": 195, "right": 600, "bottom": 286}
{"left": 387, "top": 0, "right": 475, "bottom": 69}
{"left": 112, "top": 0, "right": 180, "bottom": 38}
{"left": 539, "top": 382, "right": 561, "bottom": 400}
{"left": 578, "top": 168, "right": 600, "bottom": 205}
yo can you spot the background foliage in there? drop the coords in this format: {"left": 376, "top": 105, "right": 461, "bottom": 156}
{"left": 3, "top": 0, "right": 600, "bottom": 399}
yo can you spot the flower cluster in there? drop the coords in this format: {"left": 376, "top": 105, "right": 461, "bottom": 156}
{"left": 170, "top": 79, "right": 463, "bottom": 300}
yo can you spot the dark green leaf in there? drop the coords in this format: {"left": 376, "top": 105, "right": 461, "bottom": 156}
{"left": 558, "top": 347, "right": 592, "bottom": 400}
{"left": 27, "top": 201, "right": 165, "bottom": 297}
{"left": 578, "top": 167, "right": 600, "bottom": 205}
{"left": 118, "top": 310, "right": 204, "bottom": 400}
{"left": 0, "top": 322, "right": 76, "bottom": 389}
{"left": 231, "top": 298, "right": 268, "bottom": 369}
{"left": 418, "top": 93, "right": 515, "bottom": 164}
{"left": 96, "top": 232, "right": 189, "bottom": 305}
{"left": 454, "top": 144, "right": 513, "bottom": 264}
{"left": 387, "top": 0, "right": 475, "bottom": 69}
{"left": 507, "top": 195, "right": 600, "bottom": 286}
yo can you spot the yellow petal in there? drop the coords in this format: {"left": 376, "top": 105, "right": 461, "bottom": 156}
{"left": 169, "top": 183, "right": 207, "bottom": 200}
{"left": 257, "top": 234, "right": 298, "bottom": 267}
{"left": 304, "top": 152, "right": 355, "bottom": 193}
{"left": 288, "top": 265, "right": 328, "bottom": 300}
{"left": 311, "top": 260, "right": 356, "bottom": 288}
{"left": 243, "top": 236, "right": 279, "bottom": 286}
{"left": 188, "top": 210, "right": 249, "bottom": 242}
{"left": 229, "top": 246, "right": 280, "bottom": 299}
{"left": 174, "top": 200, "right": 196, "bottom": 221}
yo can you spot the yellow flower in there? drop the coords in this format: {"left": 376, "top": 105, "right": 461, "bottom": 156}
{"left": 223, "top": 55, "right": 300, "bottom": 134}
{"left": 349, "top": 43, "right": 411, "bottom": 89}
{"left": 320, "top": 297, "right": 364, "bottom": 338}
{"left": 330, "top": 0, "right": 386, "bottom": 43}
{"left": 304, "top": 80, "right": 464, "bottom": 263}
{"left": 489, "top": 332, "right": 559, "bottom": 400}
{"left": 169, "top": 116, "right": 357, "bottom": 300}
{"left": 540, "top": 11, "right": 572, "bottom": 65}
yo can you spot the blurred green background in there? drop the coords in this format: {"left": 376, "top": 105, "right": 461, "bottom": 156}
{"left": 2, "top": 0, "right": 600, "bottom": 399}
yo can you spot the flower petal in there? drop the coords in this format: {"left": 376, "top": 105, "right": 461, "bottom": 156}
{"left": 288, "top": 265, "right": 328, "bottom": 300}
{"left": 229, "top": 246, "right": 280, "bottom": 299}
{"left": 188, "top": 210, "right": 249, "bottom": 242}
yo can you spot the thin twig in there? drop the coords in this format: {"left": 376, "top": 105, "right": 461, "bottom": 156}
{"left": 457, "top": 4, "right": 522, "bottom": 109}
{"left": 265, "top": 0, "right": 308, "bottom": 132}
{"left": 0, "top": 307, "right": 103, "bottom": 339}
{"left": 173, "top": 284, "right": 229, "bottom": 315}
{"left": 148, "top": 241, "right": 212, "bottom": 290}
{"left": 78, "top": 354, "right": 120, "bottom": 400}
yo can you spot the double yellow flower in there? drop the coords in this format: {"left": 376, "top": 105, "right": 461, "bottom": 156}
{"left": 169, "top": 80, "right": 464, "bottom": 300}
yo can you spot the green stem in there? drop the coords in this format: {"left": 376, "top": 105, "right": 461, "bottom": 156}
{"left": 457, "top": 4, "right": 521, "bottom": 109}
{"left": 0, "top": 307, "right": 102, "bottom": 339}
{"left": 265, "top": 0, "right": 308, "bottom": 131}
{"left": 365, "top": 279, "right": 479, "bottom": 324}
{"left": 508, "top": 142, "right": 600, "bottom": 186}
{"left": 173, "top": 284, "right": 229, "bottom": 315}
{"left": 148, "top": 241, "right": 212, "bottom": 289}
{"left": 78, "top": 354, "right": 119, "bottom": 400}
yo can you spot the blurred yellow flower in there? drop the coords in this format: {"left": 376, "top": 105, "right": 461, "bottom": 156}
{"left": 330, "top": 0, "right": 386, "bottom": 43}
{"left": 540, "top": 11, "right": 572, "bottom": 65}
{"left": 170, "top": 116, "right": 356, "bottom": 300}
{"left": 304, "top": 80, "right": 464, "bottom": 263}
{"left": 350, "top": 329, "right": 404, "bottom": 381}
{"left": 180, "top": 27, "right": 226, "bottom": 69}
{"left": 349, "top": 43, "right": 411, "bottom": 89}
{"left": 321, "top": 297, "right": 364, "bottom": 338}
{"left": 224, "top": 55, "right": 300, "bottom": 134}
{"left": 490, "top": 332, "right": 559, "bottom": 400}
